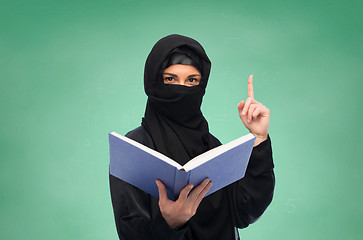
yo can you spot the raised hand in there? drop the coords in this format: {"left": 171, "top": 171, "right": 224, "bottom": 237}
{"left": 237, "top": 74, "right": 270, "bottom": 146}
{"left": 155, "top": 178, "right": 213, "bottom": 229}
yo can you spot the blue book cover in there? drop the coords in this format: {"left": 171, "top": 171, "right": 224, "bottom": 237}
{"left": 109, "top": 132, "right": 256, "bottom": 201}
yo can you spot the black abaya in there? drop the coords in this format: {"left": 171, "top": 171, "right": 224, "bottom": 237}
{"left": 109, "top": 34, "right": 275, "bottom": 239}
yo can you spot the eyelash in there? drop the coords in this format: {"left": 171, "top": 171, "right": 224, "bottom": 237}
{"left": 165, "top": 77, "right": 174, "bottom": 81}
{"left": 164, "top": 77, "right": 199, "bottom": 83}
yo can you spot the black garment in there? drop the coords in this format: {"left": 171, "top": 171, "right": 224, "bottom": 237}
{"left": 110, "top": 34, "right": 275, "bottom": 239}
{"left": 109, "top": 126, "right": 275, "bottom": 240}
{"left": 143, "top": 34, "right": 212, "bottom": 166}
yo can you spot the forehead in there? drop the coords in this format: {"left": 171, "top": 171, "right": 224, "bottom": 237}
{"left": 163, "top": 64, "right": 201, "bottom": 75}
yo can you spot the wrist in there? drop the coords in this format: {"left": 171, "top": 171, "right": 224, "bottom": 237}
{"left": 253, "top": 134, "right": 268, "bottom": 147}
{"left": 167, "top": 218, "right": 188, "bottom": 230}
{"left": 162, "top": 213, "right": 188, "bottom": 230}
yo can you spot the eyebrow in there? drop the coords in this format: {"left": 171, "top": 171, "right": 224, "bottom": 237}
{"left": 188, "top": 74, "right": 201, "bottom": 77}
{"left": 163, "top": 73, "right": 177, "bottom": 77}
{"left": 163, "top": 72, "right": 201, "bottom": 77}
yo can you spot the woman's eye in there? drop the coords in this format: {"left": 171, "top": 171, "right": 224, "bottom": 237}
{"left": 165, "top": 77, "right": 174, "bottom": 82}
{"left": 188, "top": 78, "right": 197, "bottom": 83}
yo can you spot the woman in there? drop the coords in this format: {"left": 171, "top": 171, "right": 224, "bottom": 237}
{"left": 109, "top": 34, "right": 275, "bottom": 240}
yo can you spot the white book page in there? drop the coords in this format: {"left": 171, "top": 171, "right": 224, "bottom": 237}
{"left": 111, "top": 132, "right": 183, "bottom": 169}
{"left": 182, "top": 133, "right": 255, "bottom": 171}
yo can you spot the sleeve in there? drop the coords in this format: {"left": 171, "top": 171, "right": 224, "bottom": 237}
{"left": 109, "top": 175, "right": 189, "bottom": 240}
{"left": 228, "top": 135, "right": 275, "bottom": 228}
{"left": 109, "top": 127, "right": 189, "bottom": 240}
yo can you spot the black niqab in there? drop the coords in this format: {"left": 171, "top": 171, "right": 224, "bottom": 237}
{"left": 142, "top": 34, "right": 214, "bottom": 165}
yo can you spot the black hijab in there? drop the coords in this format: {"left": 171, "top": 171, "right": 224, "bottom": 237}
{"left": 141, "top": 34, "right": 214, "bottom": 165}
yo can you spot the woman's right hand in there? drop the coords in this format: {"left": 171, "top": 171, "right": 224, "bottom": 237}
{"left": 155, "top": 178, "right": 213, "bottom": 230}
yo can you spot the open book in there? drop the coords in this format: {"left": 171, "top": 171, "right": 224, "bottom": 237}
{"left": 109, "top": 132, "right": 256, "bottom": 201}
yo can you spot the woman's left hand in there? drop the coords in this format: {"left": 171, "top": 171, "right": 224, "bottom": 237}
{"left": 237, "top": 75, "right": 270, "bottom": 146}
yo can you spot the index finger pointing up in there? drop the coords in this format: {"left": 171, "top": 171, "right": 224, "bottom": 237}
{"left": 248, "top": 74, "right": 254, "bottom": 98}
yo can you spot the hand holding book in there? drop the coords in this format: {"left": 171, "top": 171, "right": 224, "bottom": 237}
{"left": 156, "top": 178, "right": 213, "bottom": 229}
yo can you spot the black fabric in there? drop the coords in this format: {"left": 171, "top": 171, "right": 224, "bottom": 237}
{"left": 166, "top": 52, "right": 201, "bottom": 71}
{"left": 142, "top": 34, "right": 211, "bottom": 166}
{"left": 109, "top": 126, "right": 275, "bottom": 240}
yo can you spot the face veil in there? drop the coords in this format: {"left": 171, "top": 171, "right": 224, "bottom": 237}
{"left": 141, "top": 34, "right": 213, "bottom": 165}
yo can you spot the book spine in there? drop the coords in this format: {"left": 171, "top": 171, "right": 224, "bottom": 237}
{"left": 172, "top": 169, "right": 190, "bottom": 201}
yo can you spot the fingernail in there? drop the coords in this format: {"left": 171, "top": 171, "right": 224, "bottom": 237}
{"left": 242, "top": 111, "right": 245, "bottom": 115}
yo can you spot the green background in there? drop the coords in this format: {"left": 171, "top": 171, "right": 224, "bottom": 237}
{"left": 1, "top": 0, "right": 362, "bottom": 239}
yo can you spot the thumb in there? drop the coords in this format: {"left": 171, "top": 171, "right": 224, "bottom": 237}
{"left": 156, "top": 179, "right": 168, "bottom": 203}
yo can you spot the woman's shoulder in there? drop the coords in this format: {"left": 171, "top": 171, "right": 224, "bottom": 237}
{"left": 125, "top": 125, "right": 155, "bottom": 148}
{"left": 208, "top": 133, "right": 222, "bottom": 148}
